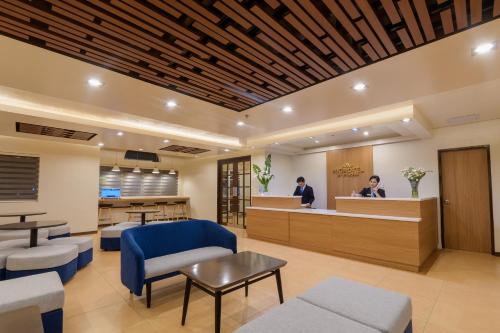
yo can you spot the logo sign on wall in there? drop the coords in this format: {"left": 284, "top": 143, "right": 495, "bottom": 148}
{"left": 333, "top": 162, "right": 364, "bottom": 177}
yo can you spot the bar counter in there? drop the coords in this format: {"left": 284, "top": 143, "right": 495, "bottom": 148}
{"left": 246, "top": 196, "right": 438, "bottom": 272}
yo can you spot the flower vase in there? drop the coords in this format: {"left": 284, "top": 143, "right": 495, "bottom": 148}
{"left": 258, "top": 184, "right": 269, "bottom": 196}
{"left": 410, "top": 180, "right": 420, "bottom": 198}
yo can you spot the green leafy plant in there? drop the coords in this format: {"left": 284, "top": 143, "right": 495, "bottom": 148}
{"left": 252, "top": 154, "right": 274, "bottom": 193}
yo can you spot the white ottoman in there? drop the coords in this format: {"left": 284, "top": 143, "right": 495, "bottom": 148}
{"left": 6, "top": 245, "right": 78, "bottom": 284}
{"left": 47, "top": 225, "right": 71, "bottom": 239}
{"left": 47, "top": 237, "right": 93, "bottom": 269}
{"left": 0, "top": 271, "right": 64, "bottom": 333}
{"left": 0, "top": 229, "right": 49, "bottom": 241}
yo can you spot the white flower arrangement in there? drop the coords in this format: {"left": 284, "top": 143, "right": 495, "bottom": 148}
{"left": 401, "top": 167, "right": 429, "bottom": 182}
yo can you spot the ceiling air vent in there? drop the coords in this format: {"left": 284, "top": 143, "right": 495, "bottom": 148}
{"left": 16, "top": 122, "right": 97, "bottom": 141}
{"left": 160, "top": 145, "right": 210, "bottom": 154}
{"left": 446, "top": 114, "right": 480, "bottom": 126}
{"left": 124, "top": 150, "right": 160, "bottom": 162}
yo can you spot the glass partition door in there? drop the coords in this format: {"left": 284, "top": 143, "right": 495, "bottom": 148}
{"left": 217, "top": 156, "right": 251, "bottom": 228}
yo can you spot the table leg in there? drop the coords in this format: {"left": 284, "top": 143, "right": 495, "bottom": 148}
{"left": 29, "top": 229, "right": 38, "bottom": 248}
{"left": 20, "top": 215, "right": 26, "bottom": 223}
{"left": 244, "top": 280, "right": 249, "bottom": 297}
{"left": 181, "top": 278, "right": 192, "bottom": 325}
{"left": 275, "top": 269, "right": 284, "bottom": 304}
{"left": 215, "top": 291, "right": 222, "bottom": 333}
{"left": 141, "top": 213, "right": 146, "bottom": 226}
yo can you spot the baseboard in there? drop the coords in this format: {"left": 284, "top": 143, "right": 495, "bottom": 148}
{"left": 72, "top": 230, "right": 98, "bottom": 236}
{"left": 493, "top": 252, "right": 500, "bottom": 257}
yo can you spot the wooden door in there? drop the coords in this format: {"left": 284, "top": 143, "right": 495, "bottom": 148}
{"left": 439, "top": 147, "right": 493, "bottom": 253}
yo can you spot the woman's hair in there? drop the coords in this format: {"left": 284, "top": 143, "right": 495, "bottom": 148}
{"left": 369, "top": 175, "right": 380, "bottom": 183}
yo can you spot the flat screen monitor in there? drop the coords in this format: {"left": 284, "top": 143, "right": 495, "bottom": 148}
{"left": 100, "top": 188, "right": 121, "bottom": 198}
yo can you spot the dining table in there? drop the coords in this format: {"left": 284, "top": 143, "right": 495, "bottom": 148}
{"left": 0, "top": 211, "right": 47, "bottom": 223}
{"left": 125, "top": 209, "right": 160, "bottom": 225}
{"left": 0, "top": 220, "right": 67, "bottom": 247}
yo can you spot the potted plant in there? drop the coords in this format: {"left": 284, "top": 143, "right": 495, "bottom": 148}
{"left": 252, "top": 154, "right": 274, "bottom": 195}
{"left": 401, "top": 167, "right": 430, "bottom": 198}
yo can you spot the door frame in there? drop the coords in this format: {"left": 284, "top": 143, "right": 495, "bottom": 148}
{"left": 216, "top": 155, "right": 251, "bottom": 226}
{"left": 438, "top": 145, "right": 495, "bottom": 254}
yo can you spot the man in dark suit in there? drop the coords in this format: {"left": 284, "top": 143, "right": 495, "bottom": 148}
{"left": 293, "top": 176, "right": 315, "bottom": 207}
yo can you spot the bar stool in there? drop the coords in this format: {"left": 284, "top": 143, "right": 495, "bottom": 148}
{"left": 98, "top": 203, "right": 113, "bottom": 225}
{"left": 165, "top": 203, "right": 177, "bottom": 221}
{"left": 173, "top": 201, "right": 189, "bottom": 221}
{"left": 128, "top": 202, "right": 144, "bottom": 221}
{"left": 154, "top": 202, "right": 169, "bottom": 220}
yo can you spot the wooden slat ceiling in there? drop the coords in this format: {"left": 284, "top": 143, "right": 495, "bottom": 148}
{"left": 0, "top": 0, "right": 498, "bottom": 112}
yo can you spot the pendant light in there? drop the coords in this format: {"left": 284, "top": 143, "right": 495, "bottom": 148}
{"left": 133, "top": 151, "right": 141, "bottom": 173}
{"left": 111, "top": 151, "right": 120, "bottom": 172}
{"left": 152, "top": 167, "right": 160, "bottom": 174}
{"left": 169, "top": 157, "right": 176, "bottom": 175}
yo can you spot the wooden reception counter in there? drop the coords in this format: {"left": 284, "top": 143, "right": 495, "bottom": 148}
{"left": 246, "top": 196, "right": 438, "bottom": 272}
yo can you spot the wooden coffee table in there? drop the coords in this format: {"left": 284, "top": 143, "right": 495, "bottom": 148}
{"left": 179, "top": 251, "right": 287, "bottom": 333}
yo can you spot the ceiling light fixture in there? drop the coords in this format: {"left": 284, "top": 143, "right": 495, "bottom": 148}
{"left": 163, "top": 139, "right": 170, "bottom": 143}
{"left": 236, "top": 121, "right": 245, "bottom": 126}
{"left": 363, "top": 131, "right": 369, "bottom": 136}
{"left": 169, "top": 169, "right": 176, "bottom": 175}
{"left": 111, "top": 164, "right": 120, "bottom": 172}
{"left": 139, "top": 148, "right": 143, "bottom": 151}
{"left": 351, "top": 128, "right": 359, "bottom": 132}
{"left": 282, "top": 106, "right": 293, "bottom": 113}
{"left": 133, "top": 166, "right": 141, "bottom": 173}
{"left": 87, "top": 78, "right": 103, "bottom": 87}
{"left": 472, "top": 42, "right": 497, "bottom": 55}
{"left": 97, "top": 142, "right": 104, "bottom": 147}
{"left": 166, "top": 100, "right": 177, "bottom": 108}
{"left": 224, "top": 148, "right": 230, "bottom": 152}
{"left": 117, "top": 131, "right": 123, "bottom": 136}
{"left": 274, "top": 142, "right": 280, "bottom": 145}
{"left": 152, "top": 167, "right": 160, "bottom": 174}
{"left": 314, "top": 140, "right": 320, "bottom": 144}
{"left": 402, "top": 117, "right": 412, "bottom": 123}
{"left": 352, "top": 83, "right": 367, "bottom": 91}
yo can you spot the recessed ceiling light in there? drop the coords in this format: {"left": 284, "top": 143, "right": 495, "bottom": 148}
{"left": 402, "top": 118, "right": 412, "bottom": 123}
{"left": 139, "top": 148, "right": 143, "bottom": 151}
{"left": 352, "top": 128, "right": 359, "bottom": 132}
{"left": 97, "top": 142, "right": 104, "bottom": 147}
{"left": 314, "top": 140, "right": 320, "bottom": 144}
{"left": 87, "top": 78, "right": 103, "bottom": 87}
{"left": 224, "top": 148, "right": 230, "bottom": 152}
{"left": 352, "top": 83, "right": 367, "bottom": 91}
{"left": 308, "top": 136, "right": 314, "bottom": 139}
{"left": 117, "top": 131, "right": 123, "bottom": 136}
{"left": 163, "top": 139, "right": 170, "bottom": 143}
{"left": 282, "top": 106, "right": 293, "bottom": 113}
{"left": 472, "top": 42, "right": 496, "bottom": 55}
{"left": 363, "top": 131, "right": 369, "bottom": 136}
{"left": 274, "top": 142, "right": 280, "bottom": 145}
{"left": 166, "top": 100, "right": 177, "bottom": 108}
{"left": 236, "top": 121, "right": 245, "bottom": 126}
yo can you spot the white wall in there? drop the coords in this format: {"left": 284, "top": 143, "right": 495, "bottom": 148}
{"left": 267, "top": 154, "right": 295, "bottom": 196}
{"left": 293, "top": 119, "right": 500, "bottom": 252}
{"left": 0, "top": 136, "right": 100, "bottom": 233}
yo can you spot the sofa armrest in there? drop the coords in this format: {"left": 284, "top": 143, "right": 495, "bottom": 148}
{"left": 203, "top": 221, "right": 237, "bottom": 253}
{"left": 120, "top": 231, "right": 146, "bottom": 296}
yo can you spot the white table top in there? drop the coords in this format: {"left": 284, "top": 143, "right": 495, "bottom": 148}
{"left": 335, "top": 196, "right": 436, "bottom": 202}
{"left": 246, "top": 206, "right": 421, "bottom": 222}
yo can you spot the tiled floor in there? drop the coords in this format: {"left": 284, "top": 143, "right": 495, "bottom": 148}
{"left": 64, "top": 228, "right": 500, "bottom": 332}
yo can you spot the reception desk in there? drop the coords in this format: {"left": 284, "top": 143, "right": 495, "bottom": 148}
{"left": 246, "top": 196, "right": 438, "bottom": 272}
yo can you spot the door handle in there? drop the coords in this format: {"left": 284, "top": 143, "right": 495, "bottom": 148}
{"left": 444, "top": 199, "right": 450, "bottom": 205}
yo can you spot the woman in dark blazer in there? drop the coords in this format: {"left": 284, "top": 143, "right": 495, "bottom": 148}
{"left": 352, "top": 175, "right": 386, "bottom": 198}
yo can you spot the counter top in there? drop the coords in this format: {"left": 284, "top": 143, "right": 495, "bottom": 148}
{"left": 99, "top": 196, "right": 189, "bottom": 200}
{"left": 335, "top": 196, "right": 436, "bottom": 202}
{"left": 246, "top": 206, "right": 421, "bottom": 222}
{"left": 251, "top": 195, "right": 302, "bottom": 198}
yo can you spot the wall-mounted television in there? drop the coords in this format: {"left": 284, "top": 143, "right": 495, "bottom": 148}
{"left": 100, "top": 188, "right": 121, "bottom": 198}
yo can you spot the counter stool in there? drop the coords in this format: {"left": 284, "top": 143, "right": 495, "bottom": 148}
{"left": 173, "top": 201, "right": 189, "bottom": 221}
{"left": 165, "top": 202, "right": 178, "bottom": 221}
{"left": 128, "top": 202, "right": 144, "bottom": 221}
{"left": 154, "top": 202, "right": 169, "bottom": 220}
{"left": 98, "top": 203, "right": 113, "bottom": 225}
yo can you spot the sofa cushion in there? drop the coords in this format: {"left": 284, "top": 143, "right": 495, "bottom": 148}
{"left": 0, "top": 248, "right": 23, "bottom": 269}
{"left": 297, "top": 277, "right": 411, "bottom": 333}
{"left": 101, "top": 224, "right": 138, "bottom": 238}
{"left": 47, "top": 236, "right": 93, "bottom": 253}
{"left": 0, "top": 239, "right": 49, "bottom": 249}
{"left": 235, "top": 298, "right": 380, "bottom": 333}
{"left": 6, "top": 245, "right": 78, "bottom": 271}
{"left": 0, "top": 271, "right": 64, "bottom": 314}
{"left": 145, "top": 246, "right": 232, "bottom": 279}
{"left": 47, "top": 225, "right": 71, "bottom": 238}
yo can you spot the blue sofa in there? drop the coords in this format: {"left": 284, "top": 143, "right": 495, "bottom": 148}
{"left": 121, "top": 220, "right": 237, "bottom": 307}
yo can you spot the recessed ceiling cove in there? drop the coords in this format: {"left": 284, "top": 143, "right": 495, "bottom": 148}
{"left": 0, "top": 0, "right": 498, "bottom": 111}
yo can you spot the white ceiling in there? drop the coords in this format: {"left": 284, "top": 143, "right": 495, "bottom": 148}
{"left": 0, "top": 19, "right": 498, "bottom": 155}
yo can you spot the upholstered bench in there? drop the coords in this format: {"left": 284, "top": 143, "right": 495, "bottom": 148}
{"left": 0, "top": 238, "right": 49, "bottom": 249}
{"left": 47, "top": 225, "right": 71, "bottom": 239}
{"left": 100, "top": 222, "right": 140, "bottom": 251}
{"left": 235, "top": 277, "right": 412, "bottom": 333}
{"left": 47, "top": 236, "right": 93, "bottom": 269}
{"left": 6, "top": 245, "right": 78, "bottom": 284}
{"left": 121, "top": 220, "right": 236, "bottom": 308}
{"left": 0, "top": 229, "right": 49, "bottom": 241}
{"left": 0, "top": 271, "right": 65, "bottom": 333}
{"left": 0, "top": 248, "right": 23, "bottom": 280}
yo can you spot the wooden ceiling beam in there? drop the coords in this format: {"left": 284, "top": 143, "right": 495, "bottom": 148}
{"left": 398, "top": 0, "right": 424, "bottom": 45}
{"left": 413, "top": 0, "right": 436, "bottom": 41}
